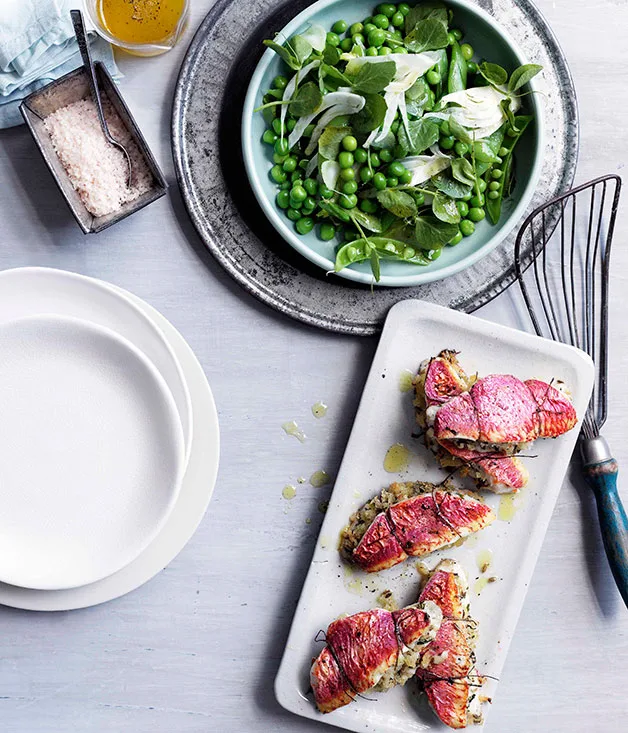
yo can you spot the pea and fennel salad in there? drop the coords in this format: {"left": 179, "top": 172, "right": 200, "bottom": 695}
{"left": 256, "top": 2, "right": 541, "bottom": 281}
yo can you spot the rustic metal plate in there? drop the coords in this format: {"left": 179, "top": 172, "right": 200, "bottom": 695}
{"left": 172, "top": 0, "right": 578, "bottom": 336}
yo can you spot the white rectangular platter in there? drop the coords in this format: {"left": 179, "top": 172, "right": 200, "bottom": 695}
{"left": 275, "top": 300, "right": 595, "bottom": 733}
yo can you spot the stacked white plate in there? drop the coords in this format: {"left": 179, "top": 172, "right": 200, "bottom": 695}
{"left": 0, "top": 268, "right": 219, "bottom": 611}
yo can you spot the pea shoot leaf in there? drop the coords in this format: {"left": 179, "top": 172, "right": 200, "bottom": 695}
{"left": 289, "top": 82, "right": 322, "bottom": 116}
{"left": 322, "top": 44, "right": 341, "bottom": 66}
{"left": 405, "top": 18, "right": 449, "bottom": 53}
{"left": 352, "top": 92, "right": 387, "bottom": 133}
{"left": 263, "top": 40, "right": 302, "bottom": 71}
{"left": 405, "top": 1, "right": 448, "bottom": 34}
{"left": 351, "top": 60, "right": 396, "bottom": 94}
{"left": 376, "top": 189, "right": 418, "bottom": 219}
{"left": 318, "top": 126, "right": 352, "bottom": 160}
{"left": 370, "top": 248, "right": 381, "bottom": 281}
{"left": 350, "top": 209, "right": 385, "bottom": 233}
{"left": 432, "top": 172, "right": 473, "bottom": 199}
{"left": 432, "top": 192, "right": 461, "bottom": 224}
{"left": 451, "top": 157, "right": 476, "bottom": 187}
{"left": 447, "top": 116, "right": 473, "bottom": 144}
{"left": 508, "top": 63, "right": 543, "bottom": 93}
{"left": 478, "top": 61, "right": 508, "bottom": 87}
{"left": 500, "top": 98, "right": 520, "bottom": 132}
{"left": 415, "top": 216, "right": 459, "bottom": 247}
{"left": 397, "top": 118, "right": 440, "bottom": 155}
{"left": 289, "top": 35, "right": 313, "bottom": 64}
{"left": 472, "top": 140, "right": 500, "bottom": 163}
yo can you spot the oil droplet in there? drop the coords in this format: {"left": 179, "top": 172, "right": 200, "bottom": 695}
{"left": 312, "top": 401, "right": 328, "bottom": 419}
{"left": 305, "top": 517, "right": 311, "bottom": 525}
{"left": 477, "top": 549, "right": 493, "bottom": 574}
{"left": 346, "top": 578, "right": 363, "bottom": 595}
{"left": 415, "top": 561, "right": 431, "bottom": 580}
{"left": 465, "top": 532, "right": 480, "bottom": 548}
{"left": 399, "top": 369, "right": 415, "bottom": 393}
{"left": 297, "top": 476, "right": 306, "bottom": 484}
{"left": 282, "top": 484, "right": 297, "bottom": 500}
{"left": 376, "top": 590, "right": 398, "bottom": 611}
{"left": 352, "top": 490, "right": 362, "bottom": 499}
{"left": 310, "top": 470, "right": 331, "bottom": 488}
{"left": 318, "top": 500, "right": 329, "bottom": 514}
{"left": 384, "top": 443, "right": 410, "bottom": 473}
{"left": 498, "top": 492, "right": 521, "bottom": 521}
{"left": 474, "top": 575, "right": 498, "bottom": 595}
{"left": 282, "top": 421, "right": 306, "bottom": 443}
{"left": 453, "top": 536, "right": 466, "bottom": 547}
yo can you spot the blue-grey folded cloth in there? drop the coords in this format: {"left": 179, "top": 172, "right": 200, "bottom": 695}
{"left": 0, "top": 0, "right": 121, "bottom": 128}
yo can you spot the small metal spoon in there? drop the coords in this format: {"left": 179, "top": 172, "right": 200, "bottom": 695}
{"left": 70, "top": 9, "right": 132, "bottom": 188}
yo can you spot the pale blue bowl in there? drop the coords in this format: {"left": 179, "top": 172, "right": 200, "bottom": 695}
{"left": 242, "top": 0, "right": 544, "bottom": 287}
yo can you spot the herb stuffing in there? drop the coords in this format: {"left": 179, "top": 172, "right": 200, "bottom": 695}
{"left": 257, "top": 2, "right": 541, "bottom": 281}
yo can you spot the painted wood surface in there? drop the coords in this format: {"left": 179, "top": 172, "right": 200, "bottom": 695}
{"left": 0, "top": 1, "right": 627, "bottom": 731}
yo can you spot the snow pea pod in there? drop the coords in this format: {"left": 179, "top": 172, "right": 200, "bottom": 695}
{"left": 335, "top": 237, "right": 430, "bottom": 272}
{"left": 486, "top": 115, "right": 533, "bottom": 224}
{"left": 447, "top": 40, "right": 467, "bottom": 94}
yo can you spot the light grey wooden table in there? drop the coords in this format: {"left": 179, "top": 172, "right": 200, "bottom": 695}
{"left": 0, "top": 1, "right": 626, "bottom": 731}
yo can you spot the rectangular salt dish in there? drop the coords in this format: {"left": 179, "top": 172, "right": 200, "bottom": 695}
{"left": 20, "top": 63, "right": 167, "bottom": 234}
{"left": 275, "top": 300, "right": 594, "bottom": 733}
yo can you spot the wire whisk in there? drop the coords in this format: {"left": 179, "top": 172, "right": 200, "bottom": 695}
{"left": 514, "top": 174, "right": 628, "bottom": 606}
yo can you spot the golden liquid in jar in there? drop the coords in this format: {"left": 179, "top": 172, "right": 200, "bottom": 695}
{"left": 98, "top": 0, "right": 186, "bottom": 45}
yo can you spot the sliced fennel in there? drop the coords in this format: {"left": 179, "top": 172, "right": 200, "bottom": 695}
{"left": 429, "top": 86, "right": 521, "bottom": 139}
{"left": 287, "top": 91, "right": 365, "bottom": 150}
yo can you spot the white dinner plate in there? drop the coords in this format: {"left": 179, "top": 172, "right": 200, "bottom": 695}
{"left": 0, "top": 268, "right": 193, "bottom": 466}
{"left": 0, "top": 314, "right": 185, "bottom": 590}
{"left": 0, "top": 281, "right": 219, "bottom": 610}
{"left": 275, "top": 300, "right": 595, "bottom": 733}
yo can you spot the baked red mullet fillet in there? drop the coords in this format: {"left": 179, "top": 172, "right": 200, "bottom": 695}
{"left": 414, "top": 351, "right": 577, "bottom": 492}
{"left": 311, "top": 600, "right": 442, "bottom": 713}
{"left": 340, "top": 480, "right": 495, "bottom": 573}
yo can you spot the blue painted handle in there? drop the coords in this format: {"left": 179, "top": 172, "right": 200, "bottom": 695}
{"left": 583, "top": 458, "right": 628, "bottom": 607}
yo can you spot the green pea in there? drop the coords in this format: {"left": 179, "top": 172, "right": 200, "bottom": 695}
{"left": 454, "top": 142, "right": 467, "bottom": 157}
{"left": 299, "top": 159, "right": 309, "bottom": 172}
{"left": 272, "top": 153, "right": 286, "bottom": 164}
{"left": 399, "top": 169, "right": 413, "bottom": 185}
{"left": 378, "top": 45, "right": 393, "bottom": 55}
{"left": 354, "top": 148, "right": 368, "bottom": 164}
{"left": 498, "top": 147, "right": 509, "bottom": 157}
{"left": 320, "top": 223, "right": 336, "bottom": 241}
{"left": 386, "top": 176, "right": 398, "bottom": 187}
{"left": 270, "top": 165, "right": 287, "bottom": 183}
{"left": 271, "top": 118, "right": 284, "bottom": 135}
{"left": 363, "top": 16, "right": 373, "bottom": 25}
{"left": 468, "top": 207, "right": 486, "bottom": 222}
{"left": 377, "top": 3, "right": 396, "bottom": 17}
{"left": 344, "top": 229, "right": 359, "bottom": 242}
{"left": 491, "top": 168, "right": 503, "bottom": 179}
{"left": 345, "top": 245, "right": 359, "bottom": 261}
{"left": 373, "top": 13, "right": 389, "bottom": 28}
{"left": 262, "top": 129, "right": 276, "bottom": 145}
{"left": 342, "top": 180, "right": 358, "bottom": 194}
{"left": 440, "top": 120, "right": 451, "bottom": 136}
{"left": 426, "top": 248, "right": 442, "bottom": 260}
{"left": 338, "top": 151, "right": 354, "bottom": 168}
{"left": 274, "top": 138, "right": 289, "bottom": 156}
{"left": 456, "top": 200, "right": 469, "bottom": 217}
{"left": 360, "top": 166, "right": 374, "bottom": 183}
{"left": 331, "top": 20, "right": 347, "bottom": 34}
{"left": 290, "top": 198, "right": 302, "bottom": 210}
{"left": 414, "top": 192, "right": 425, "bottom": 206}
{"left": 296, "top": 217, "right": 314, "bottom": 235}
{"left": 319, "top": 186, "right": 333, "bottom": 200}
{"left": 272, "top": 75, "right": 288, "bottom": 90}
{"left": 369, "top": 153, "right": 381, "bottom": 168}
{"left": 339, "top": 193, "right": 358, "bottom": 209}
{"left": 440, "top": 135, "right": 455, "bottom": 150}
{"left": 303, "top": 124, "right": 316, "bottom": 137}
{"left": 488, "top": 190, "right": 500, "bottom": 200}
{"left": 507, "top": 126, "right": 518, "bottom": 137}
{"left": 281, "top": 156, "right": 297, "bottom": 173}
{"left": 360, "top": 199, "right": 379, "bottom": 213}
{"left": 365, "top": 46, "right": 379, "bottom": 56}
{"left": 373, "top": 172, "right": 387, "bottom": 190}
{"left": 364, "top": 23, "right": 377, "bottom": 34}
{"left": 495, "top": 156, "right": 503, "bottom": 165}
{"left": 276, "top": 190, "right": 290, "bottom": 209}
{"left": 391, "top": 11, "right": 404, "bottom": 27}
{"left": 326, "top": 32, "right": 340, "bottom": 47}
{"left": 300, "top": 180, "right": 314, "bottom": 197}
{"left": 460, "top": 43, "right": 474, "bottom": 60}
{"left": 387, "top": 161, "right": 404, "bottom": 178}
{"left": 287, "top": 118, "right": 297, "bottom": 132}
{"left": 426, "top": 69, "right": 441, "bottom": 86}
{"left": 340, "top": 37, "right": 353, "bottom": 51}
{"left": 467, "top": 61, "right": 478, "bottom": 74}
{"left": 449, "top": 230, "right": 463, "bottom": 246}
{"left": 447, "top": 31, "right": 456, "bottom": 45}
{"left": 489, "top": 181, "right": 500, "bottom": 191}
{"left": 367, "top": 28, "right": 386, "bottom": 47}
{"left": 379, "top": 149, "right": 393, "bottom": 163}
{"left": 478, "top": 178, "right": 487, "bottom": 193}
{"left": 451, "top": 28, "right": 463, "bottom": 41}
{"left": 391, "top": 120, "right": 401, "bottom": 135}
{"left": 290, "top": 185, "right": 307, "bottom": 203}
{"left": 280, "top": 181, "right": 291, "bottom": 190}
{"left": 349, "top": 22, "right": 364, "bottom": 35}
{"left": 340, "top": 167, "right": 355, "bottom": 181}
{"left": 286, "top": 208, "right": 301, "bottom": 222}
{"left": 352, "top": 33, "right": 365, "bottom": 45}
{"left": 341, "top": 135, "right": 358, "bottom": 152}
{"left": 461, "top": 192, "right": 472, "bottom": 202}
{"left": 470, "top": 194, "right": 485, "bottom": 207}
{"left": 302, "top": 199, "right": 316, "bottom": 216}
{"left": 398, "top": 3, "right": 410, "bottom": 16}
{"left": 460, "top": 219, "right": 475, "bottom": 236}
{"left": 290, "top": 171, "right": 302, "bottom": 183}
